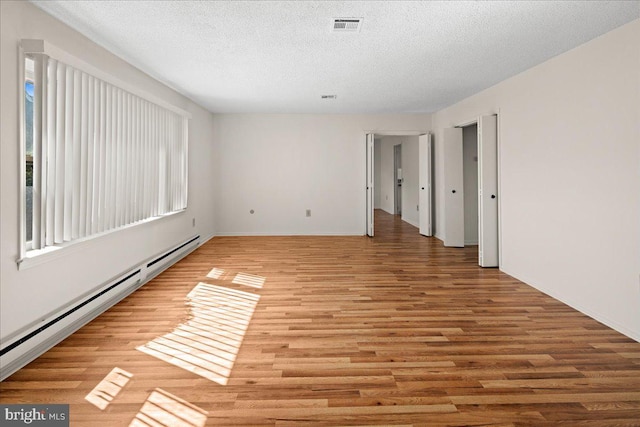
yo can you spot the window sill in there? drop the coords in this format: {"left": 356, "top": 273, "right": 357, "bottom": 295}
{"left": 17, "top": 210, "right": 186, "bottom": 271}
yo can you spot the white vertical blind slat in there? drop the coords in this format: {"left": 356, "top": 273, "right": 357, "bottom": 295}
{"left": 133, "top": 97, "right": 141, "bottom": 222}
{"left": 91, "top": 78, "right": 100, "bottom": 235}
{"left": 124, "top": 93, "right": 132, "bottom": 225}
{"left": 142, "top": 101, "right": 149, "bottom": 219}
{"left": 96, "top": 81, "right": 106, "bottom": 233}
{"left": 85, "top": 75, "right": 95, "bottom": 237}
{"left": 103, "top": 84, "right": 112, "bottom": 232}
{"left": 53, "top": 61, "right": 66, "bottom": 243}
{"left": 71, "top": 68, "right": 81, "bottom": 240}
{"left": 45, "top": 59, "right": 57, "bottom": 247}
{"left": 63, "top": 65, "right": 74, "bottom": 242}
{"left": 32, "top": 55, "right": 45, "bottom": 249}
{"left": 152, "top": 106, "right": 159, "bottom": 217}
{"left": 115, "top": 88, "right": 123, "bottom": 229}
{"left": 78, "top": 72, "right": 88, "bottom": 238}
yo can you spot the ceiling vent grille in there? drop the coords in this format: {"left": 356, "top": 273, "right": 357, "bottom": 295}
{"left": 332, "top": 18, "right": 363, "bottom": 32}
{"left": 321, "top": 95, "right": 337, "bottom": 99}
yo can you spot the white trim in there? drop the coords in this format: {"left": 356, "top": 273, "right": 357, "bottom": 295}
{"left": 455, "top": 118, "right": 478, "bottom": 128}
{"left": 454, "top": 111, "right": 497, "bottom": 129}
{"left": 496, "top": 108, "right": 503, "bottom": 268}
{"left": 500, "top": 266, "right": 640, "bottom": 343}
{"left": 214, "top": 231, "right": 361, "bottom": 237}
{"left": 365, "top": 130, "right": 429, "bottom": 136}
{"left": 18, "top": 45, "right": 26, "bottom": 262}
{"left": 20, "top": 39, "right": 191, "bottom": 119}
{"left": 198, "top": 232, "right": 216, "bottom": 246}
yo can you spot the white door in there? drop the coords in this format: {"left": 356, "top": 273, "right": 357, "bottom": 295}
{"left": 418, "top": 134, "right": 432, "bottom": 236}
{"left": 478, "top": 115, "right": 498, "bottom": 267}
{"left": 366, "top": 133, "right": 374, "bottom": 237}
{"left": 443, "top": 127, "right": 464, "bottom": 247}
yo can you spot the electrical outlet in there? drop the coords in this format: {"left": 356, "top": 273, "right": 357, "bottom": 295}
{"left": 306, "top": 209, "right": 311, "bottom": 217}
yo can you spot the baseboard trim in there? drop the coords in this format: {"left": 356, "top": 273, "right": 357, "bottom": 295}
{"left": 0, "top": 235, "right": 200, "bottom": 381}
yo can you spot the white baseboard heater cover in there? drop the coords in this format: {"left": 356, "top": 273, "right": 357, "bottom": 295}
{"left": 0, "top": 235, "right": 200, "bottom": 381}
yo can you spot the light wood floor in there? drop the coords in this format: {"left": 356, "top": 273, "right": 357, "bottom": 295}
{"left": 2, "top": 210, "right": 640, "bottom": 426}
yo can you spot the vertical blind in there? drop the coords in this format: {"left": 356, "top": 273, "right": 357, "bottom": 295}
{"left": 29, "top": 54, "right": 188, "bottom": 251}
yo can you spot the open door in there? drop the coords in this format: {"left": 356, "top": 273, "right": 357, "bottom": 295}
{"left": 366, "top": 133, "right": 374, "bottom": 237}
{"left": 478, "top": 115, "right": 498, "bottom": 267}
{"left": 418, "top": 134, "right": 432, "bottom": 236}
{"left": 443, "top": 127, "right": 464, "bottom": 247}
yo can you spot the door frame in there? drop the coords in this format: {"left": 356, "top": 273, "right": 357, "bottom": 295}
{"left": 452, "top": 111, "right": 501, "bottom": 267}
{"left": 363, "top": 130, "right": 430, "bottom": 236}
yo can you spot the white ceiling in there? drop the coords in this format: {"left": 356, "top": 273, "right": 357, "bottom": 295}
{"left": 32, "top": 1, "right": 639, "bottom": 114}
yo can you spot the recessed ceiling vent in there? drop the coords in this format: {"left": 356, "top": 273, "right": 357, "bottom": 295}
{"left": 321, "top": 95, "right": 337, "bottom": 99}
{"left": 332, "top": 18, "right": 363, "bottom": 32}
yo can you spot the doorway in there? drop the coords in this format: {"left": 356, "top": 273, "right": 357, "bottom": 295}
{"left": 463, "top": 124, "right": 478, "bottom": 246}
{"left": 442, "top": 115, "right": 498, "bottom": 267}
{"left": 365, "top": 131, "right": 432, "bottom": 238}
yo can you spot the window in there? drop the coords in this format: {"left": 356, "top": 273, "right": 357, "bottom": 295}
{"left": 20, "top": 40, "right": 189, "bottom": 263}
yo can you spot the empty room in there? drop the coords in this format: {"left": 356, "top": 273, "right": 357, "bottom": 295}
{"left": 1, "top": 1, "right": 639, "bottom": 426}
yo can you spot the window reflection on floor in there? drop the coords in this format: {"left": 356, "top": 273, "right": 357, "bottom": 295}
{"left": 85, "top": 367, "right": 133, "bottom": 410}
{"left": 206, "top": 267, "right": 225, "bottom": 280}
{"left": 129, "top": 388, "right": 207, "bottom": 427}
{"left": 137, "top": 282, "right": 260, "bottom": 385}
{"left": 83, "top": 266, "right": 264, "bottom": 424}
{"left": 232, "top": 272, "right": 266, "bottom": 289}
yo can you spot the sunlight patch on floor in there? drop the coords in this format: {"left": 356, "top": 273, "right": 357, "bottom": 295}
{"left": 206, "top": 267, "right": 225, "bottom": 280}
{"left": 232, "top": 272, "right": 266, "bottom": 289}
{"left": 137, "top": 283, "right": 260, "bottom": 385}
{"left": 85, "top": 367, "right": 133, "bottom": 410}
{"left": 129, "top": 388, "right": 207, "bottom": 427}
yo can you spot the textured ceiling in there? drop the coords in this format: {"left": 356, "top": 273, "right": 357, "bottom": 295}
{"left": 31, "top": 1, "right": 639, "bottom": 114}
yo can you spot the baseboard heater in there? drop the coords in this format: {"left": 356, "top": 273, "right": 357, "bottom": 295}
{"left": 0, "top": 235, "right": 200, "bottom": 381}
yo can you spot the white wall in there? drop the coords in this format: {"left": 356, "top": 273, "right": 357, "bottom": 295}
{"left": 432, "top": 19, "right": 640, "bottom": 340}
{"left": 0, "top": 2, "right": 216, "bottom": 343}
{"left": 401, "top": 136, "right": 420, "bottom": 228}
{"left": 212, "top": 114, "right": 430, "bottom": 235}
{"left": 463, "top": 125, "right": 479, "bottom": 245}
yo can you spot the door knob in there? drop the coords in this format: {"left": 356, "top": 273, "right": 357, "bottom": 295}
{"left": 491, "top": 194, "right": 496, "bottom": 199}
{"left": 421, "top": 187, "right": 425, "bottom": 190}
{"left": 452, "top": 190, "right": 456, "bottom": 193}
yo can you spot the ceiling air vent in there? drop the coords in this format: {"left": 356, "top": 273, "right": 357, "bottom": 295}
{"left": 332, "top": 18, "right": 363, "bottom": 32}
{"left": 321, "top": 95, "right": 337, "bottom": 100}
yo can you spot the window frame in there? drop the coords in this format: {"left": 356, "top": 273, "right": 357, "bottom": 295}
{"left": 18, "top": 39, "right": 191, "bottom": 270}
